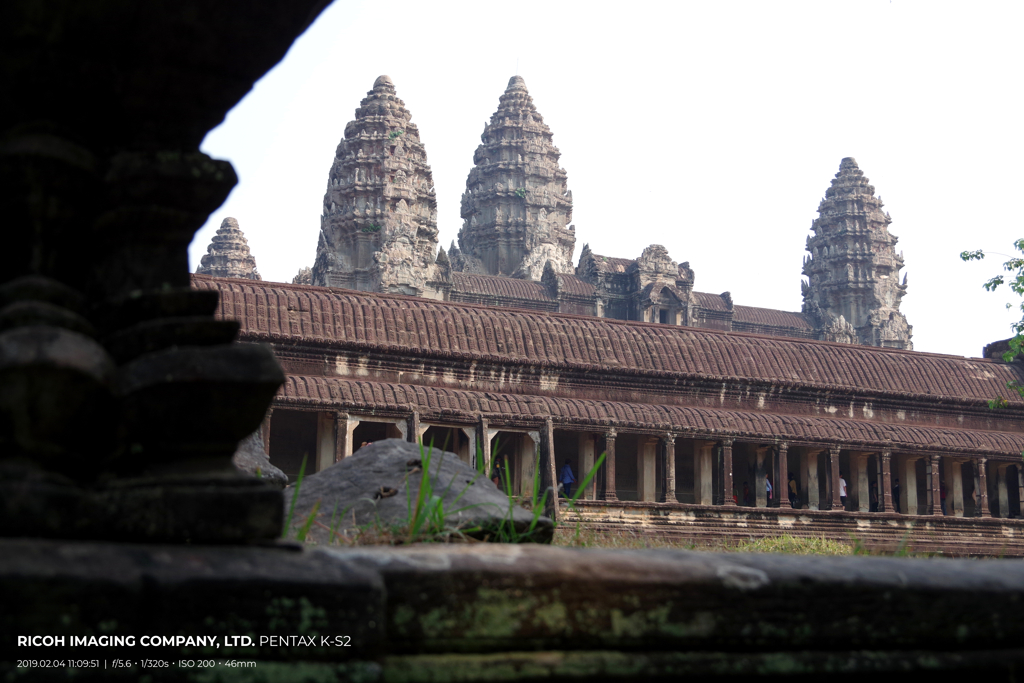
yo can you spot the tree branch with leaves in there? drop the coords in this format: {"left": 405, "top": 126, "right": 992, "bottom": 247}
{"left": 961, "top": 238, "right": 1024, "bottom": 406}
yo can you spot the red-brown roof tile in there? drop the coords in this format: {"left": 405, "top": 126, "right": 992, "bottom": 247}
{"left": 733, "top": 305, "right": 816, "bottom": 330}
{"left": 451, "top": 272, "right": 554, "bottom": 301}
{"left": 193, "top": 275, "right": 1024, "bottom": 405}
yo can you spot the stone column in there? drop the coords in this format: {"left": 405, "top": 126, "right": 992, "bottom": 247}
{"left": 543, "top": 418, "right": 558, "bottom": 519}
{"left": 755, "top": 446, "right": 768, "bottom": 508}
{"left": 721, "top": 439, "right": 736, "bottom": 506}
{"left": 334, "top": 412, "right": 355, "bottom": 463}
{"left": 881, "top": 451, "right": 892, "bottom": 513}
{"left": 315, "top": 412, "right": 336, "bottom": 473}
{"left": 978, "top": 457, "right": 992, "bottom": 517}
{"left": 805, "top": 450, "right": 820, "bottom": 511}
{"left": 947, "top": 458, "right": 965, "bottom": 517}
{"left": 997, "top": 464, "right": 1010, "bottom": 519}
{"left": 850, "top": 453, "right": 869, "bottom": 512}
{"left": 478, "top": 418, "right": 492, "bottom": 476}
{"left": 1019, "top": 466, "right": 1024, "bottom": 518}
{"left": 901, "top": 456, "right": 918, "bottom": 515}
{"left": 931, "top": 455, "right": 943, "bottom": 516}
{"left": 778, "top": 443, "right": 791, "bottom": 509}
{"left": 925, "top": 459, "right": 934, "bottom": 513}
{"left": 407, "top": 412, "right": 420, "bottom": 444}
{"left": 579, "top": 433, "right": 596, "bottom": 500}
{"left": 604, "top": 429, "right": 618, "bottom": 502}
{"left": 659, "top": 433, "right": 676, "bottom": 503}
{"left": 261, "top": 406, "right": 274, "bottom": 455}
{"left": 520, "top": 432, "right": 540, "bottom": 498}
{"left": 829, "top": 447, "right": 842, "bottom": 511}
{"left": 694, "top": 441, "right": 714, "bottom": 506}
{"left": 638, "top": 438, "right": 657, "bottom": 502}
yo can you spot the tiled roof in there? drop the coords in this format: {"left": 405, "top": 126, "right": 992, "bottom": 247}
{"left": 556, "top": 274, "right": 596, "bottom": 297}
{"left": 279, "top": 376, "right": 1024, "bottom": 457}
{"left": 733, "top": 305, "right": 816, "bottom": 330}
{"left": 451, "top": 272, "right": 554, "bottom": 301}
{"left": 590, "top": 255, "right": 635, "bottom": 273}
{"left": 193, "top": 275, "right": 1024, "bottom": 405}
{"left": 693, "top": 291, "right": 730, "bottom": 311}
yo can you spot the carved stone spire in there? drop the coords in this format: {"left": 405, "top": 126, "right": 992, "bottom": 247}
{"left": 196, "top": 217, "right": 261, "bottom": 280}
{"left": 802, "top": 158, "right": 912, "bottom": 349}
{"left": 455, "top": 75, "right": 575, "bottom": 279}
{"left": 312, "top": 75, "right": 439, "bottom": 296}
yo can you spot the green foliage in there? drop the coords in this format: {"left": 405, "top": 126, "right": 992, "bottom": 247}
{"left": 361, "top": 223, "right": 382, "bottom": 233}
{"left": 513, "top": 187, "right": 527, "bottom": 199}
{"left": 388, "top": 130, "right": 404, "bottom": 140}
{"left": 296, "top": 499, "right": 320, "bottom": 542}
{"left": 282, "top": 454, "right": 308, "bottom": 538}
{"left": 960, "top": 239, "right": 1024, "bottom": 405}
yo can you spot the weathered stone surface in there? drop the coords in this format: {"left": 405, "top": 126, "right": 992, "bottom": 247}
{"left": 286, "top": 439, "right": 553, "bottom": 544}
{"left": 312, "top": 76, "right": 440, "bottom": 297}
{"left": 802, "top": 158, "right": 913, "bottom": 349}
{"left": 456, "top": 76, "right": 575, "bottom": 279}
{"left": 8, "top": 538, "right": 1024, "bottom": 677}
{"left": 195, "top": 217, "right": 261, "bottom": 280}
{"left": 292, "top": 266, "right": 312, "bottom": 285}
{"left": 232, "top": 429, "right": 287, "bottom": 488}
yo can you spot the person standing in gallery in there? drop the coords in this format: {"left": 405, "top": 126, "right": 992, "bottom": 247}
{"left": 559, "top": 459, "right": 576, "bottom": 498}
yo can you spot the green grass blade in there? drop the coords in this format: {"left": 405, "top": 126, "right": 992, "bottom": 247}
{"left": 568, "top": 451, "right": 606, "bottom": 507}
{"left": 282, "top": 454, "right": 308, "bottom": 539}
{"left": 296, "top": 498, "right": 321, "bottom": 542}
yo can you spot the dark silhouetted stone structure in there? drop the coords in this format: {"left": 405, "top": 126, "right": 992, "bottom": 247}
{"left": 196, "top": 217, "right": 261, "bottom": 280}
{"left": 0, "top": 0, "right": 319, "bottom": 542}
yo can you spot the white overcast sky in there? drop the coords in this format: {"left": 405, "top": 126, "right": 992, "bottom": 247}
{"left": 189, "top": 0, "right": 1023, "bottom": 358}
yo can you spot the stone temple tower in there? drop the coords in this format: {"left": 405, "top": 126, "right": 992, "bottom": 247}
{"left": 802, "top": 158, "right": 912, "bottom": 349}
{"left": 196, "top": 217, "right": 261, "bottom": 280}
{"left": 312, "top": 75, "right": 440, "bottom": 297}
{"left": 452, "top": 75, "right": 574, "bottom": 279}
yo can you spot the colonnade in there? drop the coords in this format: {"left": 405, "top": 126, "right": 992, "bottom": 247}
{"left": 262, "top": 406, "right": 1022, "bottom": 518}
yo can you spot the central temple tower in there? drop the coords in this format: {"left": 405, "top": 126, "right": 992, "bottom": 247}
{"left": 452, "top": 76, "right": 574, "bottom": 279}
{"left": 802, "top": 158, "right": 912, "bottom": 349}
{"left": 312, "top": 75, "right": 439, "bottom": 296}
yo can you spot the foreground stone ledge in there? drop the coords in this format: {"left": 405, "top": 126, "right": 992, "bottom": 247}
{"left": 4, "top": 540, "right": 1024, "bottom": 678}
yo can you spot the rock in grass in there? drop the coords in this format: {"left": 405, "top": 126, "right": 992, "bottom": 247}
{"left": 232, "top": 430, "right": 288, "bottom": 489}
{"left": 284, "top": 439, "right": 553, "bottom": 544}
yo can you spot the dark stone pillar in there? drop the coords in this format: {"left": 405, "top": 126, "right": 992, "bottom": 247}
{"left": 478, "top": 417, "right": 491, "bottom": 476}
{"left": 604, "top": 429, "right": 618, "bottom": 502}
{"left": 407, "top": 412, "right": 420, "bottom": 444}
{"left": 543, "top": 418, "right": 558, "bottom": 519}
{"left": 979, "top": 457, "right": 992, "bottom": 518}
{"left": 931, "top": 454, "right": 943, "bottom": 516}
{"left": 261, "top": 406, "right": 275, "bottom": 456}
{"left": 830, "top": 446, "right": 842, "bottom": 511}
{"left": 778, "top": 443, "right": 791, "bottom": 509}
{"left": 721, "top": 439, "right": 736, "bottom": 506}
{"left": 881, "top": 451, "right": 893, "bottom": 513}
{"left": 659, "top": 433, "right": 676, "bottom": 503}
